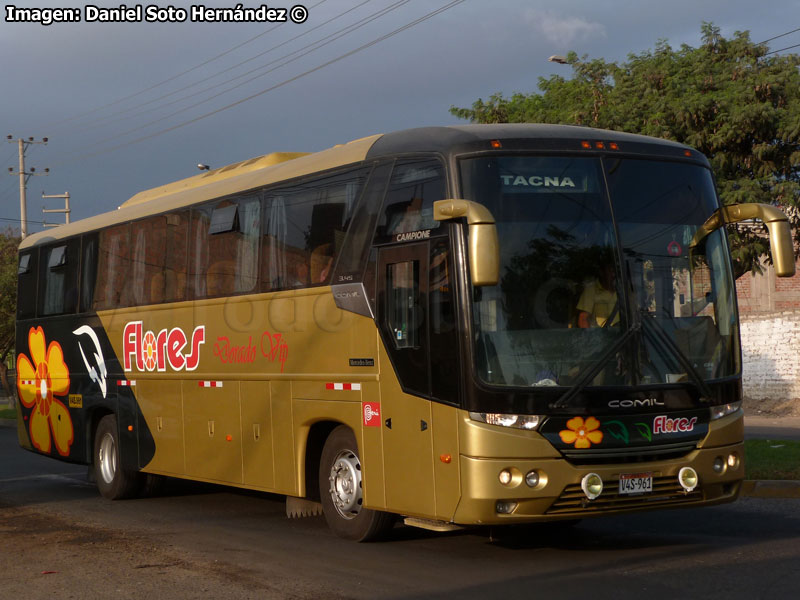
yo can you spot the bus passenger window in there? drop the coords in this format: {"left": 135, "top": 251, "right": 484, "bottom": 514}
{"left": 387, "top": 260, "right": 419, "bottom": 349}
{"left": 38, "top": 240, "right": 80, "bottom": 316}
{"left": 130, "top": 217, "right": 167, "bottom": 305}
{"left": 17, "top": 250, "right": 38, "bottom": 319}
{"left": 95, "top": 224, "right": 131, "bottom": 310}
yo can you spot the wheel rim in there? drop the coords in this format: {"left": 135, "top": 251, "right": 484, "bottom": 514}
{"left": 98, "top": 432, "right": 117, "bottom": 484}
{"left": 328, "top": 448, "right": 362, "bottom": 520}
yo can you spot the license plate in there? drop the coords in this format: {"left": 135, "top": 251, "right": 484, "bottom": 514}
{"left": 619, "top": 472, "right": 653, "bottom": 495}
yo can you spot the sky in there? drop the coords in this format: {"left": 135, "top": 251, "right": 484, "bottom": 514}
{"left": 1, "top": 0, "right": 799, "bottom": 233}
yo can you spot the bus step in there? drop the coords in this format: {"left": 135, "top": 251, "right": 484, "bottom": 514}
{"left": 404, "top": 517, "right": 462, "bottom": 532}
{"left": 286, "top": 497, "right": 323, "bottom": 518}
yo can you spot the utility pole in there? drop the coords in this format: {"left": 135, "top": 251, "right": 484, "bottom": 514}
{"left": 42, "top": 192, "right": 71, "bottom": 227}
{"left": 6, "top": 135, "right": 49, "bottom": 239}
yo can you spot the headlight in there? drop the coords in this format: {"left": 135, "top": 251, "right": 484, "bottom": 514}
{"left": 710, "top": 401, "right": 742, "bottom": 421}
{"left": 469, "top": 412, "right": 541, "bottom": 430}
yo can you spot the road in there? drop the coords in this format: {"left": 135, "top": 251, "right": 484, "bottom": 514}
{"left": 1, "top": 426, "right": 799, "bottom": 599}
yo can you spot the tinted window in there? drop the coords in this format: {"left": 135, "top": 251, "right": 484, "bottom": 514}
{"left": 376, "top": 159, "right": 446, "bottom": 241}
{"left": 38, "top": 239, "right": 80, "bottom": 316}
{"left": 262, "top": 169, "right": 368, "bottom": 291}
{"left": 17, "top": 250, "right": 38, "bottom": 319}
{"left": 190, "top": 195, "right": 261, "bottom": 298}
{"left": 94, "top": 224, "right": 131, "bottom": 310}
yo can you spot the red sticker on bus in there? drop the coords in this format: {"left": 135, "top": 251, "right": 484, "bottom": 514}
{"left": 363, "top": 402, "right": 381, "bottom": 427}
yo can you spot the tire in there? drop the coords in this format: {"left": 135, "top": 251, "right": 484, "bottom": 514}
{"left": 319, "top": 425, "right": 394, "bottom": 542}
{"left": 93, "top": 414, "right": 142, "bottom": 500}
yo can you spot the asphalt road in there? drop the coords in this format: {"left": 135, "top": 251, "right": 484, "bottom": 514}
{"left": 2, "top": 426, "right": 800, "bottom": 599}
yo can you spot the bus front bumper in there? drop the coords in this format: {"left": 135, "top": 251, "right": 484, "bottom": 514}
{"left": 452, "top": 443, "right": 744, "bottom": 525}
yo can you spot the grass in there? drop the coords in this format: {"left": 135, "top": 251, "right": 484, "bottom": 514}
{"left": 0, "top": 406, "right": 18, "bottom": 420}
{"left": 744, "top": 439, "right": 800, "bottom": 481}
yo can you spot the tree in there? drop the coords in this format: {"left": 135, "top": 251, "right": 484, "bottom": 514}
{"left": 450, "top": 23, "right": 800, "bottom": 276}
{"left": 0, "top": 229, "right": 20, "bottom": 402}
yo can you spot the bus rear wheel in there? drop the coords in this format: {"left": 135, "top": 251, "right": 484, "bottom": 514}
{"left": 93, "top": 414, "right": 142, "bottom": 500}
{"left": 319, "top": 425, "right": 394, "bottom": 542}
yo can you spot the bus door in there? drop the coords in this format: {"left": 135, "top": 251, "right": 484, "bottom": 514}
{"left": 377, "top": 242, "right": 436, "bottom": 517}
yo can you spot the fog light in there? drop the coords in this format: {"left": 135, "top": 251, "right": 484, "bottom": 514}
{"left": 712, "top": 457, "right": 726, "bottom": 474}
{"left": 727, "top": 453, "right": 740, "bottom": 470}
{"left": 678, "top": 467, "right": 698, "bottom": 492}
{"left": 525, "top": 470, "right": 540, "bottom": 488}
{"left": 499, "top": 469, "right": 513, "bottom": 486}
{"left": 581, "top": 473, "right": 603, "bottom": 500}
{"left": 495, "top": 501, "right": 517, "bottom": 514}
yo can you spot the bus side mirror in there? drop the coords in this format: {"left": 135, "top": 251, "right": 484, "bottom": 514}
{"left": 433, "top": 199, "right": 499, "bottom": 286}
{"left": 690, "top": 203, "right": 795, "bottom": 277}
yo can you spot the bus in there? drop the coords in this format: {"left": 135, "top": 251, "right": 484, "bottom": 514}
{"left": 15, "top": 124, "right": 795, "bottom": 541}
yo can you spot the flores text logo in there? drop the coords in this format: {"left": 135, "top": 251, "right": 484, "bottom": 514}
{"left": 653, "top": 415, "right": 698, "bottom": 434}
{"left": 123, "top": 321, "right": 205, "bottom": 372}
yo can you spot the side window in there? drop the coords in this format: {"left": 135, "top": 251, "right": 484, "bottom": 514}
{"left": 130, "top": 216, "right": 167, "bottom": 305}
{"left": 429, "top": 240, "right": 459, "bottom": 402}
{"left": 190, "top": 195, "right": 261, "bottom": 299}
{"left": 164, "top": 212, "right": 189, "bottom": 302}
{"left": 377, "top": 159, "right": 446, "bottom": 240}
{"left": 387, "top": 261, "right": 419, "bottom": 348}
{"left": 262, "top": 169, "right": 368, "bottom": 291}
{"left": 80, "top": 235, "right": 98, "bottom": 313}
{"left": 95, "top": 224, "right": 131, "bottom": 310}
{"left": 17, "top": 250, "right": 38, "bottom": 319}
{"left": 38, "top": 239, "right": 80, "bottom": 316}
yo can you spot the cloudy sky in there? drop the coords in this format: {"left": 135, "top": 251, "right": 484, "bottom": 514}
{"left": 1, "top": 0, "right": 799, "bottom": 232}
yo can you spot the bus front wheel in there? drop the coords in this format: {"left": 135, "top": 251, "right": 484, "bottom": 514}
{"left": 93, "top": 414, "right": 142, "bottom": 500}
{"left": 319, "top": 425, "right": 394, "bottom": 542}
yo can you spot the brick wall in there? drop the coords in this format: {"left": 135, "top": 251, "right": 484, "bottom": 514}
{"left": 736, "top": 259, "right": 800, "bottom": 314}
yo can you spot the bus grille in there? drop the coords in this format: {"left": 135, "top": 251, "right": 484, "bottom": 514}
{"left": 546, "top": 476, "right": 702, "bottom": 515}
{"left": 561, "top": 441, "right": 698, "bottom": 465}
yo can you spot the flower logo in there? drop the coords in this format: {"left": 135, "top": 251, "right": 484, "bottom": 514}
{"left": 16, "top": 326, "right": 74, "bottom": 456}
{"left": 559, "top": 416, "right": 603, "bottom": 449}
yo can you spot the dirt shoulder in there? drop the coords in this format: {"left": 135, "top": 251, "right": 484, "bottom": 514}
{"left": 0, "top": 502, "right": 319, "bottom": 600}
{"left": 743, "top": 396, "right": 800, "bottom": 418}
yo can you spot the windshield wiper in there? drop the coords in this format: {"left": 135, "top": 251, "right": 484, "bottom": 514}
{"left": 551, "top": 322, "right": 641, "bottom": 410}
{"left": 639, "top": 311, "right": 713, "bottom": 399}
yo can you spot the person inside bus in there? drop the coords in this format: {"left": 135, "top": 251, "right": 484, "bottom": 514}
{"left": 576, "top": 261, "right": 619, "bottom": 328}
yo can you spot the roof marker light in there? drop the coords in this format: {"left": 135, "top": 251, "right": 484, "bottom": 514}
{"left": 581, "top": 141, "right": 592, "bottom": 149}
{"left": 609, "top": 142, "right": 619, "bottom": 150}
{"left": 595, "top": 141, "right": 605, "bottom": 149}
{"left": 684, "top": 150, "right": 692, "bottom": 157}
{"left": 490, "top": 139, "right": 502, "bottom": 149}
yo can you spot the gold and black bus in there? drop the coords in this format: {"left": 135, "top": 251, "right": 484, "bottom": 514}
{"left": 15, "top": 125, "right": 794, "bottom": 541}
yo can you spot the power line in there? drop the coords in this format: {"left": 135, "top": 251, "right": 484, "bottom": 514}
{"left": 69, "top": 0, "right": 377, "bottom": 134}
{"left": 65, "top": 0, "right": 412, "bottom": 153}
{"left": 92, "top": 0, "right": 468, "bottom": 156}
{"left": 57, "top": 0, "right": 467, "bottom": 166}
{"left": 764, "top": 42, "right": 800, "bottom": 55}
{"left": 758, "top": 27, "right": 800, "bottom": 45}
{"left": 44, "top": 0, "right": 330, "bottom": 130}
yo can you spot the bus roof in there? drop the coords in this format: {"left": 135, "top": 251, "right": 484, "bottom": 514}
{"left": 19, "top": 124, "right": 700, "bottom": 250}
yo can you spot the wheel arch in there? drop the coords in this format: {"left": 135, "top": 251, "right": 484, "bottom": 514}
{"left": 299, "top": 420, "right": 343, "bottom": 501}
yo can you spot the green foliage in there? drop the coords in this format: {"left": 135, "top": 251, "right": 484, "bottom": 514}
{"left": 0, "top": 229, "right": 20, "bottom": 398}
{"left": 450, "top": 23, "right": 800, "bottom": 276}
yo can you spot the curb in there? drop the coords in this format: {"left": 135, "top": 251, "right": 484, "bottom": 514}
{"left": 740, "top": 479, "right": 800, "bottom": 499}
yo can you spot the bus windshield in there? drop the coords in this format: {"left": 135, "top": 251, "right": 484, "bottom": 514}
{"left": 460, "top": 155, "right": 739, "bottom": 389}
